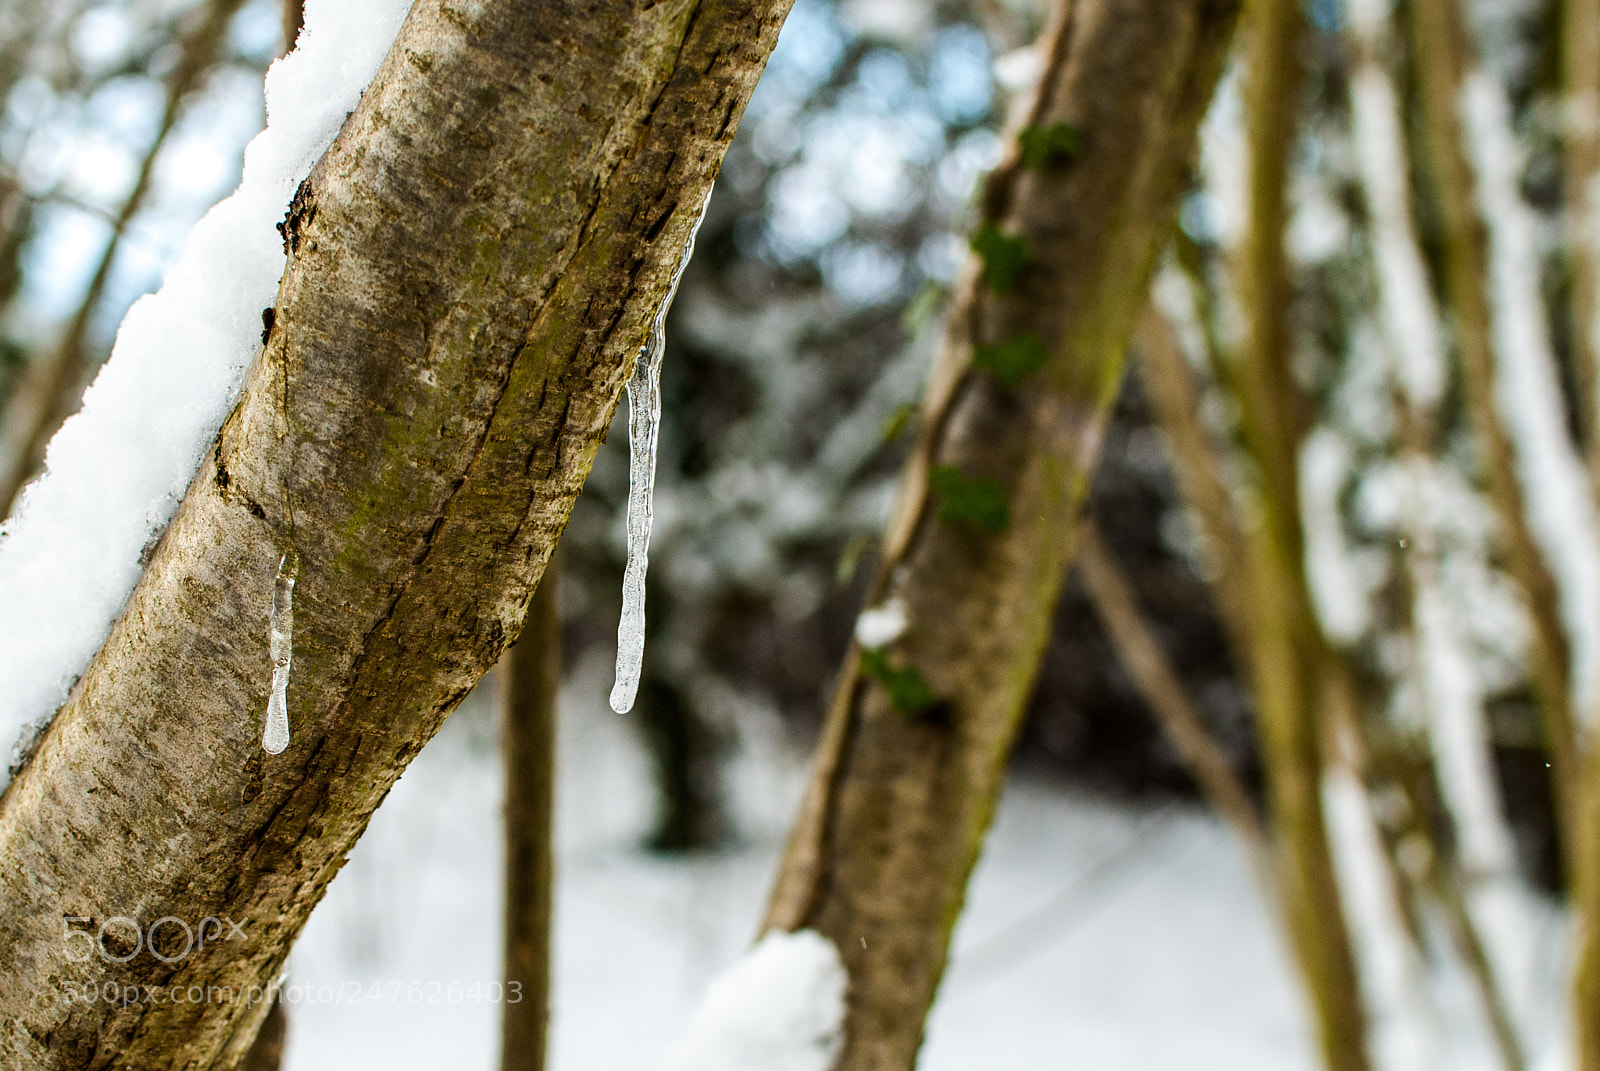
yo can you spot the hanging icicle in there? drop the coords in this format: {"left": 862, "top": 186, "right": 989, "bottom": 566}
{"left": 262, "top": 550, "right": 297, "bottom": 754}
{"left": 609, "top": 185, "right": 714, "bottom": 714}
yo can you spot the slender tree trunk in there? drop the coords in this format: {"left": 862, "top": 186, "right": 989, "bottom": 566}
{"left": 1075, "top": 519, "right": 1269, "bottom": 877}
{"left": 282, "top": 0, "right": 303, "bottom": 54}
{"left": 760, "top": 1, "right": 1239, "bottom": 1067}
{"left": 1228, "top": 1, "right": 1374, "bottom": 1065}
{"left": 1406, "top": 1, "right": 1600, "bottom": 1061}
{"left": 0, "top": 0, "right": 249, "bottom": 518}
{"left": 1409, "top": 0, "right": 1582, "bottom": 851}
{"left": 1567, "top": 0, "right": 1600, "bottom": 469}
{"left": 500, "top": 569, "right": 557, "bottom": 1071}
{"left": 0, "top": 0, "right": 791, "bottom": 1066}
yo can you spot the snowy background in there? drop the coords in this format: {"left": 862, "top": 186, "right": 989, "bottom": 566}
{"left": 282, "top": 660, "right": 1323, "bottom": 1071}
{"left": 0, "top": 0, "right": 1586, "bottom": 1066}
{"left": 277, "top": 654, "right": 1567, "bottom": 1071}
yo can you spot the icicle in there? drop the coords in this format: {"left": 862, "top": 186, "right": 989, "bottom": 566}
{"left": 262, "top": 551, "right": 297, "bottom": 754}
{"left": 609, "top": 186, "right": 713, "bottom": 714}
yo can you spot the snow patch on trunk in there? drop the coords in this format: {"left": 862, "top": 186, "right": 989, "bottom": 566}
{"left": 668, "top": 928, "right": 848, "bottom": 1071}
{"left": 1323, "top": 768, "right": 1439, "bottom": 1071}
{"left": 0, "top": 0, "right": 412, "bottom": 785}
{"left": 854, "top": 597, "right": 907, "bottom": 649}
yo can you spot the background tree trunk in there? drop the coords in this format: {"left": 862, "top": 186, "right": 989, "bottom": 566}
{"left": 0, "top": 0, "right": 249, "bottom": 518}
{"left": 500, "top": 569, "right": 558, "bottom": 1071}
{"left": 760, "top": 0, "right": 1240, "bottom": 1067}
{"left": 1232, "top": 0, "right": 1372, "bottom": 1064}
{"left": 0, "top": 0, "right": 792, "bottom": 1066}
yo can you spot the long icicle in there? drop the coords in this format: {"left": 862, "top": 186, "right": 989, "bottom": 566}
{"left": 262, "top": 551, "right": 297, "bottom": 753}
{"left": 609, "top": 186, "right": 713, "bottom": 714}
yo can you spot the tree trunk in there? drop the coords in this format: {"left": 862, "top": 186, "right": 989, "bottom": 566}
{"left": 500, "top": 569, "right": 557, "bottom": 1071}
{"left": 235, "top": 1002, "right": 285, "bottom": 1071}
{"left": 1409, "top": 0, "right": 1582, "bottom": 852}
{"left": 1406, "top": 0, "right": 1600, "bottom": 1062}
{"left": 1075, "top": 519, "right": 1269, "bottom": 877}
{"left": 0, "top": 0, "right": 791, "bottom": 1066}
{"left": 1232, "top": 1, "right": 1373, "bottom": 1065}
{"left": 760, "top": 0, "right": 1240, "bottom": 1067}
{"left": 1566, "top": 0, "right": 1600, "bottom": 472}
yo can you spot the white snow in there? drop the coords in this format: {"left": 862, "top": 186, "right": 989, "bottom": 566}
{"left": 1461, "top": 71, "right": 1600, "bottom": 724}
{"left": 1299, "top": 426, "right": 1380, "bottom": 644}
{"left": 278, "top": 668, "right": 1561, "bottom": 1071}
{"left": 610, "top": 187, "right": 715, "bottom": 715}
{"left": 1323, "top": 766, "right": 1438, "bottom": 1071}
{"left": 1198, "top": 65, "right": 1247, "bottom": 251}
{"left": 853, "top": 597, "right": 907, "bottom": 648}
{"left": 262, "top": 551, "right": 296, "bottom": 755}
{"left": 0, "top": 0, "right": 413, "bottom": 784}
{"left": 1348, "top": 59, "right": 1447, "bottom": 411}
{"left": 991, "top": 46, "right": 1042, "bottom": 95}
{"left": 667, "top": 929, "right": 847, "bottom": 1071}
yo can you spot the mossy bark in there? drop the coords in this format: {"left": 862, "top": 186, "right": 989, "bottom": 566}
{"left": 760, "top": 0, "right": 1240, "bottom": 1067}
{"left": 0, "top": 0, "right": 791, "bottom": 1066}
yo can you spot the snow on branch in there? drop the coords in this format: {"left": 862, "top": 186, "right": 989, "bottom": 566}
{"left": 0, "top": 0, "right": 411, "bottom": 785}
{"left": 1461, "top": 71, "right": 1600, "bottom": 722}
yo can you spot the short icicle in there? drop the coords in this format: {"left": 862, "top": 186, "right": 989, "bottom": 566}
{"left": 609, "top": 186, "right": 713, "bottom": 714}
{"left": 262, "top": 550, "right": 297, "bottom": 753}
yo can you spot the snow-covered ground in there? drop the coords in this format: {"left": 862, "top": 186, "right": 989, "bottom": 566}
{"left": 281, "top": 662, "right": 1541, "bottom": 1071}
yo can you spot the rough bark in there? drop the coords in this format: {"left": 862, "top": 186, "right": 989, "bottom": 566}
{"left": 0, "top": 0, "right": 790, "bottom": 1066}
{"left": 759, "top": 0, "right": 1240, "bottom": 1067}
{"left": 500, "top": 569, "right": 557, "bottom": 1071}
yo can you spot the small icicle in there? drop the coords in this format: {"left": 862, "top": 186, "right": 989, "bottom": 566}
{"left": 609, "top": 185, "right": 714, "bottom": 714}
{"left": 262, "top": 551, "right": 297, "bottom": 754}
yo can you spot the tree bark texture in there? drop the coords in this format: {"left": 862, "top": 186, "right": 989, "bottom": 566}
{"left": 760, "top": 0, "right": 1240, "bottom": 1068}
{"left": 0, "top": 0, "right": 790, "bottom": 1066}
{"left": 499, "top": 569, "right": 557, "bottom": 1071}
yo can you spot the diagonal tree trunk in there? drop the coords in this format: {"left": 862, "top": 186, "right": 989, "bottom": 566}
{"left": 759, "top": 0, "right": 1240, "bottom": 1066}
{"left": 0, "top": 0, "right": 791, "bottom": 1066}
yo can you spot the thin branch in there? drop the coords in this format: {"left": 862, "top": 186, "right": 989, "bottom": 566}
{"left": 1076, "top": 518, "right": 1271, "bottom": 878}
{"left": 0, "top": 0, "right": 249, "bottom": 518}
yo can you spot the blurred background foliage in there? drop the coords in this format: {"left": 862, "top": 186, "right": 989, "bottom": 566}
{"left": 0, "top": 0, "right": 1564, "bottom": 890}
